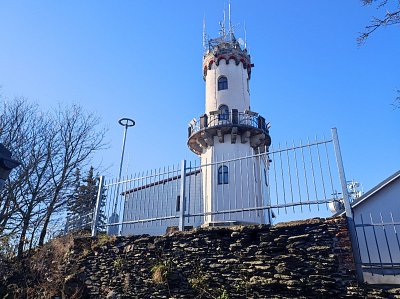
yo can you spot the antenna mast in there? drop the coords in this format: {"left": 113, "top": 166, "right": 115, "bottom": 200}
{"left": 244, "top": 21, "right": 247, "bottom": 49}
{"left": 228, "top": 1, "right": 233, "bottom": 40}
{"left": 203, "top": 14, "right": 207, "bottom": 50}
{"left": 219, "top": 5, "right": 226, "bottom": 38}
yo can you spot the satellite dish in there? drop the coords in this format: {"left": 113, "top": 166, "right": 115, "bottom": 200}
{"left": 238, "top": 38, "right": 245, "bottom": 47}
{"left": 328, "top": 200, "right": 344, "bottom": 214}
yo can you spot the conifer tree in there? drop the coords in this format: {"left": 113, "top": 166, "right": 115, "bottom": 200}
{"left": 66, "top": 168, "right": 81, "bottom": 220}
{"left": 66, "top": 167, "right": 105, "bottom": 232}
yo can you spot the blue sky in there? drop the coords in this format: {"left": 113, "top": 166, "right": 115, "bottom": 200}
{"left": 0, "top": 1, "right": 399, "bottom": 193}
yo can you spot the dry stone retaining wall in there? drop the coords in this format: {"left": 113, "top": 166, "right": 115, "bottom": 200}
{"left": 61, "top": 216, "right": 397, "bottom": 298}
{"left": 2, "top": 216, "right": 400, "bottom": 298}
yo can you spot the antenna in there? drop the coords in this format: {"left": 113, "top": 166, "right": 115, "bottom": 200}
{"left": 219, "top": 5, "right": 226, "bottom": 40}
{"left": 347, "top": 179, "right": 363, "bottom": 201}
{"left": 203, "top": 14, "right": 207, "bottom": 50}
{"left": 244, "top": 21, "right": 247, "bottom": 48}
{"left": 228, "top": 1, "right": 233, "bottom": 39}
{"left": 223, "top": 5, "right": 226, "bottom": 38}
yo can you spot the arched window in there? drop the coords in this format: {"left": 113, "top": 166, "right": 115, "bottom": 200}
{"left": 218, "top": 76, "right": 228, "bottom": 91}
{"left": 218, "top": 165, "right": 229, "bottom": 185}
{"left": 218, "top": 104, "right": 229, "bottom": 121}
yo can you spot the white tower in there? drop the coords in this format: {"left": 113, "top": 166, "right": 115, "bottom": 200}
{"left": 188, "top": 16, "right": 271, "bottom": 226}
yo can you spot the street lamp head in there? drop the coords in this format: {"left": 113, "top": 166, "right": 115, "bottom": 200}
{"left": 118, "top": 117, "right": 135, "bottom": 128}
{"left": 0, "top": 143, "right": 21, "bottom": 189}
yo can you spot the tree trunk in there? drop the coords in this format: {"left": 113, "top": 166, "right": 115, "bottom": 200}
{"left": 17, "top": 215, "right": 30, "bottom": 258}
{"left": 38, "top": 205, "right": 53, "bottom": 246}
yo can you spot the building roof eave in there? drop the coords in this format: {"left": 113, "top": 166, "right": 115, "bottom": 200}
{"left": 334, "top": 169, "right": 400, "bottom": 216}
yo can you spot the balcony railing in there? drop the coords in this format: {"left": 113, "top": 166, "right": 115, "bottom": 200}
{"left": 188, "top": 110, "right": 268, "bottom": 138}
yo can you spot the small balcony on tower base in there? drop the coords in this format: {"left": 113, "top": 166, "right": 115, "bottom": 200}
{"left": 187, "top": 110, "right": 271, "bottom": 155}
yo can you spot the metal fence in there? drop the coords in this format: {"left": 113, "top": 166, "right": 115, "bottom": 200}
{"left": 267, "top": 137, "right": 340, "bottom": 216}
{"left": 64, "top": 211, "right": 94, "bottom": 234}
{"left": 354, "top": 212, "right": 400, "bottom": 277}
{"left": 94, "top": 162, "right": 202, "bottom": 236}
{"left": 91, "top": 128, "right": 351, "bottom": 237}
{"left": 88, "top": 127, "right": 400, "bottom": 285}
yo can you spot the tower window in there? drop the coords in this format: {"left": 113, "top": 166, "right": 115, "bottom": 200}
{"left": 218, "top": 165, "right": 229, "bottom": 185}
{"left": 218, "top": 76, "right": 228, "bottom": 91}
{"left": 218, "top": 105, "right": 229, "bottom": 121}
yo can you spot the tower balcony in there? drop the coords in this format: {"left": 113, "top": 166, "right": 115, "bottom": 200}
{"left": 187, "top": 110, "right": 271, "bottom": 155}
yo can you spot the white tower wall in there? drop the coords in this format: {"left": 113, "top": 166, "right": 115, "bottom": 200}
{"left": 205, "top": 61, "right": 250, "bottom": 113}
{"left": 201, "top": 136, "right": 265, "bottom": 224}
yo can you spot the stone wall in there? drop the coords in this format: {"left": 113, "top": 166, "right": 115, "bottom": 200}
{"left": 2, "top": 216, "right": 400, "bottom": 298}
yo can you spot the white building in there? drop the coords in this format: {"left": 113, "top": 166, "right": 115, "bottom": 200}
{"left": 121, "top": 170, "right": 203, "bottom": 236}
{"left": 337, "top": 170, "right": 400, "bottom": 284}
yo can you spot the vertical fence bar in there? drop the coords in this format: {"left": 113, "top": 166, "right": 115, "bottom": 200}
{"left": 324, "top": 139, "right": 336, "bottom": 209}
{"left": 307, "top": 137, "right": 318, "bottom": 209}
{"left": 380, "top": 212, "right": 394, "bottom": 270}
{"left": 92, "top": 175, "right": 105, "bottom": 237}
{"left": 390, "top": 212, "right": 400, "bottom": 263}
{"left": 332, "top": 127, "right": 363, "bottom": 283}
{"left": 370, "top": 213, "right": 384, "bottom": 274}
{"left": 360, "top": 214, "right": 372, "bottom": 268}
{"left": 187, "top": 161, "right": 192, "bottom": 225}
{"left": 278, "top": 143, "right": 287, "bottom": 214}
{"left": 293, "top": 140, "right": 303, "bottom": 213}
{"left": 300, "top": 140, "right": 311, "bottom": 211}
{"left": 285, "top": 141, "right": 294, "bottom": 212}
{"left": 316, "top": 137, "right": 327, "bottom": 201}
{"left": 179, "top": 159, "right": 187, "bottom": 231}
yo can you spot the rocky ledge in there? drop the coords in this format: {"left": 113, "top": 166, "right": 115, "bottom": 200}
{"left": 1, "top": 216, "right": 400, "bottom": 298}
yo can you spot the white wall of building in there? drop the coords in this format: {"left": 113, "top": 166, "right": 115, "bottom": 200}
{"left": 121, "top": 172, "right": 203, "bottom": 236}
{"left": 352, "top": 176, "right": 400, "bottom": 284}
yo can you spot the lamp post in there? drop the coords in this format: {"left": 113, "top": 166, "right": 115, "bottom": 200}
{"left": 0, "top": 144, "right": 21, "bottom": 190}
{"left": 116, "top": 118, "right": 136, "bottom": 189}
{"left": 108, "top": 117, "right": 135, "bottom": 235}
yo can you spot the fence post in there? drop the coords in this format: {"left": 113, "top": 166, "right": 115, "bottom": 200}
{"left": 332, "top": 128, "right": 363, "bottom": 283}
{"left": 91, "top": 175, "right": 105, "bottom": 237}
{"left": 332, "top": 128, "right": 352, "bottom": 217}
{"left": 179, "top": 160, "right": 187, "bottom": 231}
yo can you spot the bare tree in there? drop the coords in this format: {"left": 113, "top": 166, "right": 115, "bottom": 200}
{"left": 37, "top": 104, "right": 105, "bottom": 246}
{"left": 0, "top": 98, "right": 106, "bottom": 256}
{"left": 0, "top": 99, "right": 53, "bottom": 257}
{"left": 358, "top": 0, "right": 400, "bottom": 44}
{"left": 393, "top": 89, "right": 400, "bottom": 108}
{"left": 359, "top": 1, "right": 400, "bottom": 109}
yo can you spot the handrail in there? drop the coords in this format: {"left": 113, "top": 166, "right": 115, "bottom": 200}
{"left": 188, "top": 111, "right": 268, "bottom": 137}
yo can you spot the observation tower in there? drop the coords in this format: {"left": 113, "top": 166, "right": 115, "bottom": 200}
{"left": 187, "top": 12, "right": 271, "bottom": 226}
